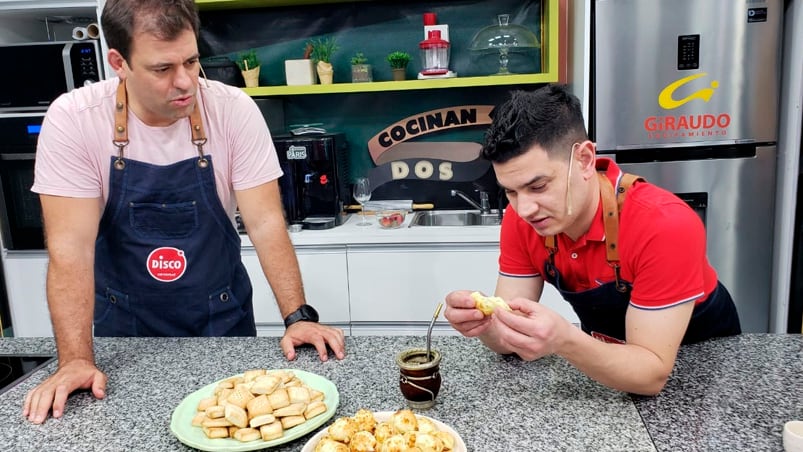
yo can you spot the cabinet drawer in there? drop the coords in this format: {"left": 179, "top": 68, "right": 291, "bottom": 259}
{"left": 347, "top": 245, "right": 498, "bottom": 322}
{"left": 242, "top": 246, "right": 350, "bottom": 324}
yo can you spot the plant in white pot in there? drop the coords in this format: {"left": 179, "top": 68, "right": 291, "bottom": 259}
{"left": 234, "top": 49, "right": 260, "bottom": 88}
{"left": 350, "top": 52, "right": 372, "bottom": 83}
{"left": 284, "top": 43, "right": 316, "bottom": 86}
{"left": 309, "top": 37, "right": 339, "bottom": 85}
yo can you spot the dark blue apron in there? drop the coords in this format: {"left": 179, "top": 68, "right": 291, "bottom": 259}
{"left": 543, "top": 172, "right": 740, "bottom": 345}
{"left": 93, "top": 81, "right": 256, "bottom": 337}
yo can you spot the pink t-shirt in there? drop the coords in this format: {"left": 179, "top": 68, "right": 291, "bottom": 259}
{"left": 32, "top": 78, "right": 282, "bottom": 220}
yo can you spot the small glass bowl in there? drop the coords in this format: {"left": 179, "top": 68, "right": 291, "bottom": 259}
{"left": 377, "top": 210, "right": 406, "bottom": 229}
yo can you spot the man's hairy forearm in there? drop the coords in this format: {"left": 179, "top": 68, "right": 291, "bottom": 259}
{"left": 249, "top": 221, "right": 306, "bottom": 319}
{"left": 557, "top": 328, "right": 671, "bottom": 395}
{"left": 46, "top": 258, "right": 95, "bottom": 365}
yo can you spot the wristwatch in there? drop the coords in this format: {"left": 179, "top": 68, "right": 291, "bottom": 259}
{"left": 283, "top": 305, "right": 320, "bottom": 328}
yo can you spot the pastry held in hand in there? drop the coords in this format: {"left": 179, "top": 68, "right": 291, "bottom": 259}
{"left": 470, "top": 291, "right": 511, "bottom": 315}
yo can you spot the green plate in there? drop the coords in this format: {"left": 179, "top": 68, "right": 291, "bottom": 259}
{"left": 170, "top": 369, "right": 339, "bottom": 451}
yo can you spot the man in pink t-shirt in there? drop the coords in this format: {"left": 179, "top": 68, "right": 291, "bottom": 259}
{"left": 23, "top": 0, "right": 346, "bottom": 425}
{"left": 444, "top": 85, "right": 740, "bottom": 396}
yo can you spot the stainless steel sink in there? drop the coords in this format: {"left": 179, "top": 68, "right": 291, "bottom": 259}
{"left": 409, "top": 209, "right": 502, "bottom": 227}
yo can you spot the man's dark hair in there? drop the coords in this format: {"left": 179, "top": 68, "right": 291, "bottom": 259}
{"left": 101, "top": 0, "right": 201, "bottom": 62}
{"left": 481, "top": 84, "right": 588, "bottom": 163}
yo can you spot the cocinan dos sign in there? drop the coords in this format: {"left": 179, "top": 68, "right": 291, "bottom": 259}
{"left": 367, "top": 105, "right": 493, "bottom": 163}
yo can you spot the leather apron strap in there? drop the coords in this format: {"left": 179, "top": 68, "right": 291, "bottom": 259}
{"left": 545, "top": 171, "right": 644, "bottom": 290}
{"left": 112, "top": 80, "right": 208, "bottom": 169}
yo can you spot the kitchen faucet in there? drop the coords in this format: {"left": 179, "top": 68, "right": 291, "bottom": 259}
{"left": 451, "top": 189, "right": 491, "bottom": 214}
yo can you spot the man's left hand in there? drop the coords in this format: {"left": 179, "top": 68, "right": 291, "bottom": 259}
{"left": 280, "top": 322, "right": 346, "bottom": 361}
{"left": 492, "top": 297, "right": 572, "bottom": 361}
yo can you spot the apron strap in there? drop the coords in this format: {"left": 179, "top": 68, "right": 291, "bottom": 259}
{"left": 545, "top": 169, "right": 644, "bottom": 288}
{"left": 189, "top": 102, "right": 209, "bottom": 168}
{"left": 113, "top": 81, "right": 129, "bottom": 169}
{"left": 617, "top": 173, "right": 642, "bottom": 212}
{"left": 599, "top": 171, "right": 644, "bottom": 260}
{"left": 112, "top": 80, "right": 209, "bottom": 169}
{"left": 599, "top": 172, "right": 621, "bottom": 262}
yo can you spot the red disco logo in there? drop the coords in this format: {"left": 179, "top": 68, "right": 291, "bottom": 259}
{"left": 146, "top": 247, "right": 187, "bottom": 282}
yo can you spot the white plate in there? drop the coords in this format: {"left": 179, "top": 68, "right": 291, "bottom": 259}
{"left": 300, "top": 410, "right": 467, "bottom": 452}
{"left": 170, "top": 369, "right": 339, "bottom": 452}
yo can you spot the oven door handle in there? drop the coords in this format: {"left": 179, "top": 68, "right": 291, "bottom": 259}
{"left": 0, "top": 153, "right": 35, "bottom": 161}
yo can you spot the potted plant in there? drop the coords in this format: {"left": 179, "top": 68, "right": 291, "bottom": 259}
{"left": 350, "top": 52, "right": 372, "bottom": 83}
{"left": 387, "top": 51, "right": 411, "bottom": 81}
{"left": 234, "top": 49, "right": 260, "bottom": 88}
{"left": 284, "top": 43, "right": 316, "bottom": 86}
{"left": 309, "top": 37, "right": 339, "bottom": 85}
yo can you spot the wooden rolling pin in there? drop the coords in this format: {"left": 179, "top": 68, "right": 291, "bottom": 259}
{"left": 344, "top": 200, "right": 434, "bottom": 213}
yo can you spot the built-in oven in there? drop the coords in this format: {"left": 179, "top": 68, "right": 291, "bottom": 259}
{"left": 0, "top": 115, "right": 44, "bottom": 251}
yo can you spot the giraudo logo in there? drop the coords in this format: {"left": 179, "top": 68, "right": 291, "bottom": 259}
{"left": 645, "top": 72, "right": 731, "bottom": 140}
{"left": 146, "top": 247, "right": 187, "bottom": 282}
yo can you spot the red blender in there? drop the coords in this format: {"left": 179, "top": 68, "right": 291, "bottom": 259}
{"left": 418, "top": 30, "right": 452, "bottom": 78}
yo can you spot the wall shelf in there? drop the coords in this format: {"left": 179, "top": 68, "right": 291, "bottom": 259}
{"left": 243, "top": 72, "right": 556, "bottom": 96}
{"left": 230, "top": 0, "right": 561, "bottom": 96}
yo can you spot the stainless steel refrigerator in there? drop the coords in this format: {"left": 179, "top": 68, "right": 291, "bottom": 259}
{"left": 592, "top": 0, "right": 783, "bottom": 332}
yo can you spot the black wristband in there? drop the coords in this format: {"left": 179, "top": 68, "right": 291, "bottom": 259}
{"left": 283, "top": 305, "right": 320, "bottom": 328}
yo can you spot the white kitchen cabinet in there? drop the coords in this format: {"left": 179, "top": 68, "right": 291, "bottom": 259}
{"left": 4, "top": 252, "right": 50, "bottom": 337}
{"left": 241, "top": 245, "right": 350, "bottom": 336}
{"left": 4, "top": 245, "right": 351, "bottom": 337}
{"left": 346, "top": 243, "right": 577, "bottom": 336}
{"left": 347, "top": 244, "right": 499, "bottom": 327}
{"left": 2, "top": 238, "right": 575, "bottom": 338}
{"left": 0, "top": 1, "right": 99, "bottom": 44}
{"left": 0, "top": 1, "right": 95, "bottom": 8}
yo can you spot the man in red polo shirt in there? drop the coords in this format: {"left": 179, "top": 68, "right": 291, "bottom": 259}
{"left": 444, "top": 85, "right": 740, "bottom": 395}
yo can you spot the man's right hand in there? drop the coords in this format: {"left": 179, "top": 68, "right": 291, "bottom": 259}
{"left": 444, "top": 290, "right": 493, "bottom": 337}
{"left": 23, "top": 359, "right": 107, "bottom": 424}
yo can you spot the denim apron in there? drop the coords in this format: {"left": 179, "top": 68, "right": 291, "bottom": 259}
{"left": 542, "top": 172, "right": 740, "bottom": 344}
{"left": 93, "top": 81, "right": 256, "bottom": 337}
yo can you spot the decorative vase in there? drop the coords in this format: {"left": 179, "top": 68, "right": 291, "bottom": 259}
{"left": 351, "top": 64, "right": 373, "bottom": 83}
{"left": 284, "top": 59, "right": 316, "bottom": 86}
{"left": 241, "top": 66, "right": 260, "bottom": 88}
{"left": 317, "top": 61, "right": 334, "bottom": 85}
{"left": 392, "top": 67, "right": 406, "bottom": 81}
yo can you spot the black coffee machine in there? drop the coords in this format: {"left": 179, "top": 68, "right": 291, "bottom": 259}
{"left": 273, "top": 133, "right": 349, "bottom": 229}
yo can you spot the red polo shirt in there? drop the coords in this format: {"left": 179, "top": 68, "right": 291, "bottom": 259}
{"left": 498, "top": 158, "right": 718, "bottom": 309}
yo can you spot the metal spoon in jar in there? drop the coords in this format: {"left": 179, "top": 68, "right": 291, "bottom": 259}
{"left": 426, "top": 302, "right": 444, "bottom": 361}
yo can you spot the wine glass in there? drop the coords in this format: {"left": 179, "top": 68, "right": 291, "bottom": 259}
{"left": 352, "top": 177, "right": 372, "bottom": 226}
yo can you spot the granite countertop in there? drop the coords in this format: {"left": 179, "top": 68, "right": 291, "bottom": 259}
{"left": 0, "top": 334, "right": 800, "bottom": 451}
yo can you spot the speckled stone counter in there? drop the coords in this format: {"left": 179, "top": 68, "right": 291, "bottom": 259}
{"left": 0, "top": 334, "right": 800, "bottom": 451}
{"left": 634, "top": 334, "right": 803, "bottom": 451}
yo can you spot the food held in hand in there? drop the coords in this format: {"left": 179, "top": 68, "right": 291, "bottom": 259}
{"left": 377, "top": 210, "right": 406, "bottom": 229}
{"left": 470, "top": 291, "right": 511, "bottom": 315}
{"left": 191, "top": 369, "right": 328, "bottom": 442}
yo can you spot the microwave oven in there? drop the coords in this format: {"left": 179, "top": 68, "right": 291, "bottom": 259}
{"left": 0, "top": 41, "right": 103, "bottom": 112}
